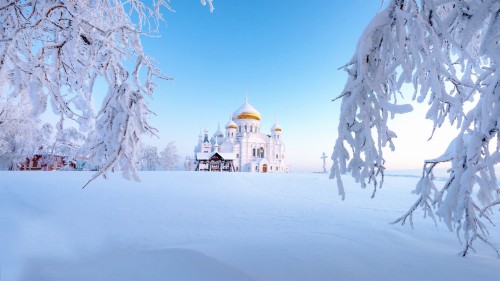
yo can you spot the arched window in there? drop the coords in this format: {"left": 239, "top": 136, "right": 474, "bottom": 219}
{"left": 245, "top": 125, "right": 247, "bottom": 132}
{"left": 239, "top": 126, "right": 241, "bottom": 133}
{"left": 250, "top": 126, "right": 253, "bottom": 132}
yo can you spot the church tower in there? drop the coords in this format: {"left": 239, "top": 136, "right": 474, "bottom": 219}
{"left": 232, "top": 96, "right": 261, "bottom": 136}
{"left": 212, "top": 122, "right": 224, "bottom": 146}
{"left": 225, "top": 116, "right": 238, "bottom": 140}
{"left": 201, "top": 128, "right": 211, "bottom": 153}
{"left": 271, "top": 119, "right": 282, "bottom": 140}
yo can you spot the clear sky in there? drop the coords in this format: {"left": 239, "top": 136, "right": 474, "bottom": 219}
{"left": 138, "top": 0, "right": 457, "bottom": 172}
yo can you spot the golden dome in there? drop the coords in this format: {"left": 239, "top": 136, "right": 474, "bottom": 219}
{"left": 233, "top": 98, "right": 261, "bottom": 121}
{"left": 225, "top": 116, "right": 238, "bottom": 129}
{"left": 237, "top": 112, "right": 261, "bottom": 120}
{"left": 271, "top": 119, "right": 282, "bottom": 132}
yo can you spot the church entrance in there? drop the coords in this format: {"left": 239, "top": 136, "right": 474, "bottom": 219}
{"left": 262, "top": 164, "right": 267, "bottom": 173}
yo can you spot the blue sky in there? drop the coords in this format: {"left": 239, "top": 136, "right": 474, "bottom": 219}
{"left": 139, "top": 0, "right": 454, "bottom": 172}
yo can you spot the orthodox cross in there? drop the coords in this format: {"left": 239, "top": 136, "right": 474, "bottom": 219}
{"left": 321, "top": 152, "right": 327, "bottom": 173}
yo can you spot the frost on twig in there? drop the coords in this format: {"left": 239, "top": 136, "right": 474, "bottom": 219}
{"left": 331, "top": 0, "right": 499, "bottom": 256}
{"left": 0, "top": 1, "right": 211, "bottom": 186}
{"left": 392, "top": 161, "right": 439, "bottom": 229}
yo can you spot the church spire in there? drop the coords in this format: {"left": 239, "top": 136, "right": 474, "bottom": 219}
{"left": 203, "top": 126, "right": 209, "bottom": 143}
{"left": 271, "top": 117, "right": 282, "bottom": 135}
{"left": 225, "top": 114, "right": 238, "bottom": 131}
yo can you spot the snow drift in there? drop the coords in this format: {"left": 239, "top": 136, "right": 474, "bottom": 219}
{"left": 1, "top": 171, "right": 499, "bottom": 281}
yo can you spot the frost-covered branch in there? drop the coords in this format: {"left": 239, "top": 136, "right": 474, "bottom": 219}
{"left": 0, "top": 99, "right": 45, "bottom": 169}
{"left": 332, "top": 0, "right": 500, "bottom": 256}
{"left": 0, "top": 0, "right": 213, "bottom": 183}
{"left": 392, "top": 161, "right": 440, "bottom": 228}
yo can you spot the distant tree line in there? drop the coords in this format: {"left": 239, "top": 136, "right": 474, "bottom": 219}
{"left": 138, "top": 142, "right": 180, "bottom": 171}
{"left": 0, "top": 103, "right": 179, "bottom": 171}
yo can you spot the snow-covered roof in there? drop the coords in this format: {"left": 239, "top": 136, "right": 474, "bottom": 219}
{"left": 232, "top": 97, "right": 261, "bottom": 121}
{"left": 196, "top": 153, "right": 212, "bottom": 160}
{"left": 196, "top": 152, "right": 235, "bottom": 160}
{"left": 219, "top": 153, "right": 236, "bottom": 160}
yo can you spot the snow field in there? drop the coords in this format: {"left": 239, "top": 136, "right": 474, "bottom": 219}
{"left": 1, "top": 171, "right": 499, "bottom": 281}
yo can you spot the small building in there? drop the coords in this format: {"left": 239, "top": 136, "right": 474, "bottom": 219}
{"left": 195, "top": 151, "right": 235, "bottom": 172}
{"left": 18, "top": 154, "right": 66, "bottom": 171}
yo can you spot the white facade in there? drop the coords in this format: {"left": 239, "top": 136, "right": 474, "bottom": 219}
{"left": 194, "top": 98, "right": 287, "bottom": 173}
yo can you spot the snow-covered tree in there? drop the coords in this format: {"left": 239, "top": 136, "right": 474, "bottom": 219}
{"left": 40, "top": 126, "right": 85, "bottom": 169}
{"left": 0, "top": 0, "right": 213, "bottom": 185}
{"left": 138, "top": 145, "right": 160, "bottom": 171}
{"left": 331, "top": 0, "right": 499, "bottom": 256}
{"left": 160, "top": 141, "right": 179, "bottom": 171}
{"left": 57, "top": 127, "right": 85, "bottom": 157}
{"left": 0, "top": 100, "right": 47, "bottom": 169}
{"left": 184, "top": 156, "right": 193, "bottom": 171}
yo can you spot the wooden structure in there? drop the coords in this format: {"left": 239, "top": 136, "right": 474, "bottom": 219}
{"left": 195, "top": 152, "right": 235, "bottom": 172}
{"left": 18, "top": 154, "right": 67, "bottom": 171}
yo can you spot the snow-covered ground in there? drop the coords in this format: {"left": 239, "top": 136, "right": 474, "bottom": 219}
{"left": 1, "top": 171, "right": 499, "bottom": 281}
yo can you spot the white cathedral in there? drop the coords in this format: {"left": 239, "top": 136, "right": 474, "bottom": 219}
{"left": 193, "top": 98, "right": 287, "bottom": 173}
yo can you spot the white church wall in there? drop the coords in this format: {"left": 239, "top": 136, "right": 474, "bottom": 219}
{"left": 193, "top": 99, "right": 287, "bottom": 173}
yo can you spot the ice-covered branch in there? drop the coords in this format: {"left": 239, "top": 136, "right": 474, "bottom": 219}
{"left": 392, "top": 161, "right": 440, "bottom": 228}
{"left": 331, "top": 0, "right": 452, "bottom": 198}
{"left": 332, "top": 0, "right": 500, "bottom": 256}
{"left": 1, "top": 0, "right": 212, "bottom": 182}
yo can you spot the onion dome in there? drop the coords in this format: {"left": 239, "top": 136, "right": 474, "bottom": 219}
{"left": 225, "top": 116, "right": 238, "bottom": 129}
{"left": 271, "top": 119, "right": 282, "bottom": 132}
{"left": 213, "top": 122, "right": 224, "bottom": 138}
{"left": 233, "top": 96, "right": 261, "bottom": 121}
